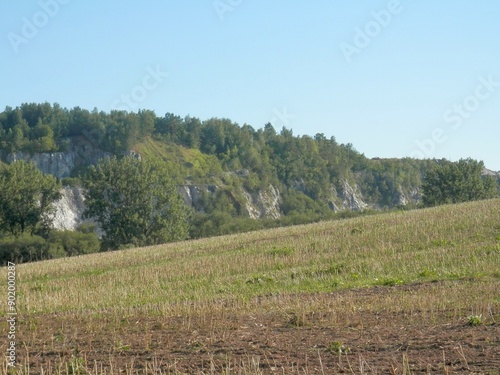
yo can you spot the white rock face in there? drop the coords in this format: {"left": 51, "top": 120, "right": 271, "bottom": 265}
{"left": 482, "top": 168, "right": 500, "bottom": 178}
{"left": 179, "top": 185, "right": 218, "bottom": 212}
{"left": 242, "top": 185, "right": 281, "bottom": 219}
{"left": 7, "top": 151, "right": 77, "bottom": 178}
{"left": 340, "top": 180, "right": 368, "bottom": 211}
{"left": 53, "top": 183, "right": 282, "bottom": 232}
{"left": 6, "top": 147, "right": 112, "bottom": 178}
{"left": 394, "top": 187, "right": 421, "bottom": 206}
{"left": 51, "top": 186, "right": 88, "bottom": 230}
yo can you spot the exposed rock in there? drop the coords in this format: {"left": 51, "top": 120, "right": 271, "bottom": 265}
{"left": 179, "top": 185, "right": 218, "bottom": 212}
{"left": 339, "top": 180, "right": 368, "bottom": 211}
{"left": 291, "top": 178, "right": 306, "bottom": 192}
{"left": 51, "top": 186, "right": 90, "bottom": 230}
{"left": 242, "top": 185, "right": 281, "bottom": 219}
{"left": 6, "top": 141, "right": 112, "bottom": 178}
{"left": 52, "top": 183, "right": 281, "bottom": 232}
{"left": 482, "top": 168, "right": 500, "bottom": 179}
{"left": 124, "top": 150, "right": 142, "bottom": 160}
{"left": 328, "top": 201, "right": 339, "bottom": 211}
{"left": 394, "top": 187, "right": 421, "bottom": 206}
{"left": 327, "top": 185, "right": 341, "bottom": 212}
{"left": 235, "top": 169, "right": 250, "bottom": 178}
{"left": 7, "top": 151, "right": 77, "bottom": 179}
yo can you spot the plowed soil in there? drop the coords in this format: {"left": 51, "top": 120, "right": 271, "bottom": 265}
{"left": 8, "top": 283, "right": 500, "bottom": 374}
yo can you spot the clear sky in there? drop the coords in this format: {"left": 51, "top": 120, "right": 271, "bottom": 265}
{"left": 2, "top": 0, "right": 499, "bottom": 170}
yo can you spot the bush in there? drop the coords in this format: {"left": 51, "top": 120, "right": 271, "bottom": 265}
{"left": 0, "top": 234, "right": 49, "bottom": 264}
{"left": 61, "top": 177, "right": 81, "bottom": 187}
{"left": 0, "top": 229, "right": 101, "bottom": 264}
{"left": 48, "top": 230, "right": 100, "bottom": 256}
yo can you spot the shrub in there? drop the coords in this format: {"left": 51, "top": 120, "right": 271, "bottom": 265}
{"left": 48, "top": 230, "right": 100, "bottom": 256}
{"left": 0, "top": 234, "right": 49, "bottom": 264}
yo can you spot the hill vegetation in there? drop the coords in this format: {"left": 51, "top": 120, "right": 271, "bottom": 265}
{"left": 0, "top": 102, "right": 436, "bottom": 207}
{"left": 0, "top": 103, "right": 498, "bottom": 259}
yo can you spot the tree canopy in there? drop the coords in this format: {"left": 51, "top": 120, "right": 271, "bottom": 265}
{"left": 422, "top": 158, "right": 498, "bottom": 207}
{"left": 0, "top": 160, "right": 61, "bottom": 237}
{"left": 82, "top": 156, "right": 191, "bottom": 250}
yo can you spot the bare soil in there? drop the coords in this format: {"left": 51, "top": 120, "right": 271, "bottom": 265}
{"left": 8, "top": 283, "right": 500, "bottom": 374}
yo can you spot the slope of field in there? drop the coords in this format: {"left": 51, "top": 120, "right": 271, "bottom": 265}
{"left": 2, "top": 199, "right": 500, "bottom": 374}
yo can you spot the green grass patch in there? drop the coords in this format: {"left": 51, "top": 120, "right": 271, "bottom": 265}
{"left": 4, "top": 199, "right": 500, "bottom": 315}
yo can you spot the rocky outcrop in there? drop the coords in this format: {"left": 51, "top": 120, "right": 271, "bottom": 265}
{"left": 6, "top": 146, "right": 444, "bottom": 233}
{"left": 340, "top": 180, "right": 368, "bottom": 211}
{"left": 51, "top": 186, "right": 89, "bottom": 230}
{"left": 328, "top": 181, "right": 369, "bottom": 211}
{"left": 6, "top": 140, "right": 112, "bottom": 178}
{"left": 179, "top": 185, "right": 218, "bottom": 211}
{"left": 393, "top": 187, "right": 421, "bottom": 206}
{"left": 180, "top": 184, "right": 281, "bottom": 219}
{"left": 482, "top": 168, "right": 500, "bottom": 179}
{"left": 52, "top": 183, "right": 282, "bottom": 232}
{"left": 241, "top": 185, "right": 281, "bottom": 219}
{"left": 7, "top": 151, "right": 77, "bottom": 179}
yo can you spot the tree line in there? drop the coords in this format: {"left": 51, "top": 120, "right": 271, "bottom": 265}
{"left": 0, "top": 103, "right": 498, "bottom": 263}
{"left": 0, "top": 103, "right": 437, "bottom": 205}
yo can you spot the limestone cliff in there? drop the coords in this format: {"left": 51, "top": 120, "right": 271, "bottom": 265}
{"left": 51, "top": 186, "right": 89, "bottom": 230}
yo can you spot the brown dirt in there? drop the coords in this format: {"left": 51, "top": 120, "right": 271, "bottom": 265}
{"left": 6, "top": 283, "right": 500, "bottom": 374}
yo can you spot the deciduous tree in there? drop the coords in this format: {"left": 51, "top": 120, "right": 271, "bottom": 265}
{"left": 422, "top": 158, "right": 498, "bottom": 206}
{"left": 0, "top": 160, "right": 61, "bottom": 237}
{"left": 83, "top": 156, "right": 191, "bottom": 250}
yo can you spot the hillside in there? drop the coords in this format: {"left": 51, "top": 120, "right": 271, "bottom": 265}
{"left": 0, "top": 103, "right": 457, "bottom": 237}
{"left": 4, "top": 199, "right": 500, "bottom": 373}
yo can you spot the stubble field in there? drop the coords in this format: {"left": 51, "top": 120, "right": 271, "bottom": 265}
{"left": 1, "top": 199, "right": 500, "bottom": 374}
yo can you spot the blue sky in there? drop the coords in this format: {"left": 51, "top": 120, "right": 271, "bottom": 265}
{"left": 2, "top": 0, "right": 499, "bottom": 170}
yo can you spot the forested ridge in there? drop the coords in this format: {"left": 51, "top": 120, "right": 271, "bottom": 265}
{"left": 0, "top": 103, "right": 498, "bottom": 261}
{"left": 0, "top": 102, "right": 436, "bottom": 207}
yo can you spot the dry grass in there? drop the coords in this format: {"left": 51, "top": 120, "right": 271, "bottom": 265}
{"left": 11, "top": 199, "right": 500, "bottom": 315}
{"left": 1, "top": 199, "right": 500, "bottom": 374}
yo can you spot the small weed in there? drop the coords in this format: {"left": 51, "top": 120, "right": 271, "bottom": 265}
{"left": 377, "top": 277, "right": 404, "bottom": 286}
{"left": 419, "top": 269, "right": 437, "bottom": 278}
{"left": 151, "top": 322, "right": 163, "bottom": 330}
{"left": 246, "top": 275, "right": 273, "bottom": 284}
{"left": 267, "top": 247, "right": 295, "bottom": 257}
{"left": 79, "top": 269, "right": 107, "bottom": 277}
{"left": 30, "top": 283, "right": 44, "bottom": 292}
{"left": 302, "top": 262, "right": 345, "bottom": 279}
{"left": 430, "top": 239, "right": 454, "bottom": 247}
{"left": 328, "top": 341, "right": 350, "bottom": 354}
{"left": 188, "top": 340, "right": 206, "bottom": 352}
{"left": 66, "top": 356, "right": 87, "bottom": 375}
{"left": 467, "top": 315, "right": 483, "bottom": 326}
{"left": 114, "top": 341, "right": 131, "bottom": 351}
{"left": 274, "top": 262, "right": 285, "bottom": 270}
{"left": 53, "top": 332, "right": 64, "bottom": 342}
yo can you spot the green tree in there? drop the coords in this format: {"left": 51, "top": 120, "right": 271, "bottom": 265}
{"left": 83, "top": 156, "right": 191, "bottom": 250}
{"left": 0, "top": 160, "right": 61, "bottom": 237}
{"left": 422, "top": 158, "right": 498, "bottom": 207}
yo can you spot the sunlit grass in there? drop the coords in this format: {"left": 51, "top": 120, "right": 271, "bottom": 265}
{"left": 6, "top": 198, "right": 499, "bottom": 316}
{"left": 1, "top": 199, "right": 500, "bottom": 374}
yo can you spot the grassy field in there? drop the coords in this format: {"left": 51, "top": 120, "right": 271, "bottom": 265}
{"left": 1, "top": 199, "right": 500, "bottom": 374}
